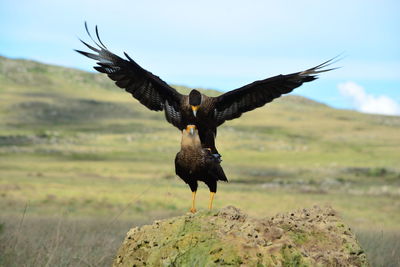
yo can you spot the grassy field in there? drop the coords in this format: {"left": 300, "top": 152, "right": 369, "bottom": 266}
{"left": 0, "top": 56, "right": 400, "bottom": 266}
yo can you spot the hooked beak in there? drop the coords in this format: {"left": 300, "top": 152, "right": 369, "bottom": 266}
{"left": 191, "top": 105, "right": 199, "bottom": 117}
{"left": 186, "top": 125, "right": 196, "bottom": 135}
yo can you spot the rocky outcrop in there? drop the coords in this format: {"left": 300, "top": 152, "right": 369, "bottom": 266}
{"left": 114, "top": 206, "right": 368, "bottom": 266}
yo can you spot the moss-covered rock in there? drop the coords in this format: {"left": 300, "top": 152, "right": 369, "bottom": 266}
{"left": 113, "top": 206, "right": 368, "bottom": 266}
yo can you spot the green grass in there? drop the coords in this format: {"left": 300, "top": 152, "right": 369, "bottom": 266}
{"left": 0, "top": 214, "right": 134, "bottom": 267}
{"left": 356, "top": 230, "right": 400, "bottom": 267}
{"left": 1, "top": 56, "right": 400, "bottom": 266}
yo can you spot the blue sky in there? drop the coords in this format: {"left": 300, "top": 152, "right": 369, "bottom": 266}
{"left": 1, "top": 0, "right": 399, "bottom": 115}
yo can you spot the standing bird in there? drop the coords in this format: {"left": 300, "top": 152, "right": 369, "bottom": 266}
{"left": 76, "top": 23, "right": 338, "bottom": 158}
{"left": 175, "top": 125, "right": 227, "bottom": 213}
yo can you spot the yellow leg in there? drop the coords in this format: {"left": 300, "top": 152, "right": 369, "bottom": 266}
{"left": 208, "top": 192, "right": 215, "bottom": 211}
{"left": 190, "top": 191, "right": 197, "bottom": 213}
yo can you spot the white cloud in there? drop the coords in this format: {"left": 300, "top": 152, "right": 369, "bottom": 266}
{"left": 338, "top": 82, "right": 400, "bottom": 116}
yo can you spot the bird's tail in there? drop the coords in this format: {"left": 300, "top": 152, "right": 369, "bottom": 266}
{"left": 215, "top": 164, "right": 228, "bottom": 182}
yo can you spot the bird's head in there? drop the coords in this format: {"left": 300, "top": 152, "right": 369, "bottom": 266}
{"left": 181, "top": 125, "right": 201, "bottom": 148}
{"left": 189, "top": 90, "right": 202, "bottom": 117}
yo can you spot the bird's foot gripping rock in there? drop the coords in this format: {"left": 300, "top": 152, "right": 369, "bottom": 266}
{"left": 189, "top": 207, "right": 197, "bottom": 213}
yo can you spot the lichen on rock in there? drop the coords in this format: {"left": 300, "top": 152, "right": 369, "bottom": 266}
{"left": 113, "top": 206, "right": 369, "bottom": 266}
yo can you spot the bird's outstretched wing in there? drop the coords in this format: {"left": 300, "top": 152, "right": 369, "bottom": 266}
{"left": 213, "top": 58, "right": 339, "bottom": 126}
{"left": 75, "top": 23, "right": 184, "bottom": 128}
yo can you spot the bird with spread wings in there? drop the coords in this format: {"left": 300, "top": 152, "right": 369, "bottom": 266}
{"left": 76, "top": 23, "right": 338, "bottom": 160}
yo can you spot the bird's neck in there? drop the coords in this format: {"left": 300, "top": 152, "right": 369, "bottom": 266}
{"left": 181, "top": 136, "right": 202, "bottom": 151}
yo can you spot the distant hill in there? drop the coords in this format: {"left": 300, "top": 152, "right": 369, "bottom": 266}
{"left": 1, "top": 55, "right": 399, "bottom": 171}
{"left": 0, "top": 55, "right": 362, "bottom": 127}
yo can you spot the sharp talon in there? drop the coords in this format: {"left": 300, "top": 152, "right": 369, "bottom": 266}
{"left": 212, "top": 153, "right": 222, "bottom": 162}
{"left": 205, "top": 148, "right": 211, "bottom": 151}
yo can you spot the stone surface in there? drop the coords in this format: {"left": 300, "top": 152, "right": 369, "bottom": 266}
{"left": 113, "top": 206, "right": 369, "bottom": 266}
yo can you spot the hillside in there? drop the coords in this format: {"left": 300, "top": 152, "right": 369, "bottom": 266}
{"left": 1, "top": 55, "right": 399, "bottom": 183}
{"left": 0, "top": 56, "right": 399, "bottom": 266}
